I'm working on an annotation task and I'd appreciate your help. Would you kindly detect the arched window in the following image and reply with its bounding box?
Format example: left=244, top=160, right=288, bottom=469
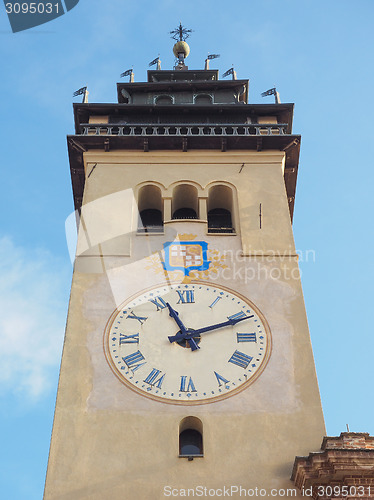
left=207, top=185, right=234, bottom=233
left=137, top=185, right=163, bottom=233
left=172, top=184, right=198, bottom=220
left=179, top=417, right=203, bottom=459
left=194, top=94, right=213, bottom=105
left=155, top=95, right=173, bottom=105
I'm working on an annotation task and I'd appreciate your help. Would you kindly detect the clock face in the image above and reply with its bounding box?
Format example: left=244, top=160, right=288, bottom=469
left=104, top=282, right=271, bottom=405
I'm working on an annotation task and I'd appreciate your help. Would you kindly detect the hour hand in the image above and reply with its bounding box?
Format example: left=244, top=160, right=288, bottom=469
left=166, top=303, right=188, bottom=334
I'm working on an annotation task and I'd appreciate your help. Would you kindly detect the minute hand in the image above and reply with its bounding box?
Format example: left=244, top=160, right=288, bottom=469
left=191, top=315, right=253, bottom=336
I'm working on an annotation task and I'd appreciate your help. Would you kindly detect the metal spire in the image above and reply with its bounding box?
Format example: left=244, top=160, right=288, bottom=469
left=169, top=22, right=193, bottom=41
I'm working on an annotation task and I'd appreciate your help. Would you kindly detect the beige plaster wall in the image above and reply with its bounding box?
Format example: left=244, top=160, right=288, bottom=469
left=44, top=150, right=324, bottom=500
left=78, top=150, right=293, bottom=257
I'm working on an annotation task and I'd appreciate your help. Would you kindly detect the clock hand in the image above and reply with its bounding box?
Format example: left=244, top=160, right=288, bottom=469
left=166, top=303, right=200, bottom=351
left=191, top=315, right=251, bottom=335
left=167, top=331, right=200, bottom=351
left=168, top=316, right=252, bottom=350
left=166, top=302, right=188, bottom=333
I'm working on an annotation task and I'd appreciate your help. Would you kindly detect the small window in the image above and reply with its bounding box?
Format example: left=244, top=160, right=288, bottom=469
left=172, top=184, right=199, bottom=220
left=155, top=95, right=173, bottom=105
left=180, top=430, right=203, bottom=457
left=194, top=94, right=213, bottom=105
left=179, top=417, right=203, bottom=460
left=138, top=209, right=163, bottom=233
left=208, top=208, right=233, bottom=233
left=207, top=185, right=234, bottom=233
left=137, top=185, right=163, bottom=233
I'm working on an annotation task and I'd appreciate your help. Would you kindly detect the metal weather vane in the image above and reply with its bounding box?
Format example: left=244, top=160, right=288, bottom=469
left=149, top=56, right=161, bottom=69
left=120, top=69, right=133, bottom=77
left=205, top=54, right=220, bottom=70
left=223, top=67, right=235, bottom=77
left=73, top=86, right=86, bottom=97
left=222, top=67, right=237, bottom=80
left=261, top=87, right=281, bottom=104
left=169, top=22, right=193, bottom=41
left=261, top=87, right=277, bottom=97
left=120, top=68, right=134, bottom=83
left=73, top=86, right=88, bottom=103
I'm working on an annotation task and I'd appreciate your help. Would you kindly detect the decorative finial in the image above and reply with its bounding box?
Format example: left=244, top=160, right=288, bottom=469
left=261, top=87, right=281, bottom=104
left=169, top=22, right=193, bottom=42
left=170, top=23, right=192, bottom=69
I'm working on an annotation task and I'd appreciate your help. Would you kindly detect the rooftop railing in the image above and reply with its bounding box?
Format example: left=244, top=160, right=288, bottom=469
left=79, top=123, right=288, bottom=137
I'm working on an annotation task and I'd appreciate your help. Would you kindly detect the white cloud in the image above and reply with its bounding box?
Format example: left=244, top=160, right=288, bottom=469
left=0, top=237, right=70, bottom=399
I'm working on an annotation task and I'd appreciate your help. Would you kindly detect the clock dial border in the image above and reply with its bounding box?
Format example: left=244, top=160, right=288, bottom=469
left=103, top=281, right=272, bottom=405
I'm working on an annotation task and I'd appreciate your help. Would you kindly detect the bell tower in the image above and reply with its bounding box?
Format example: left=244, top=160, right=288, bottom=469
left=44, top=26, right=325, bottom=499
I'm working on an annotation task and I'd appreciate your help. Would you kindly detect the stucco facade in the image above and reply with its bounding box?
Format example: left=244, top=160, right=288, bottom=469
left=44, top=149, right=325, bottom=499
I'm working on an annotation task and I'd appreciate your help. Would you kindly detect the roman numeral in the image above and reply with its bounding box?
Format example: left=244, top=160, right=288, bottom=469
left=119, top=333, right=139, bottom=344
left=180, top=376, right=197, bottom=392
left=122, top=350, right=146, bottom=372
left=227, top=311, right=247, bottom=321
left=209, top=297, right=222, bottom=309
left=149, top=296, right=167, bottom=311
left=143, top=368, right=165, bottom=389
left=126, top=311, right=148, bottom=324
left=176, top=290, right=195, bottom=304
left=228, top=350, right=253, bottom=369
left=214, top=371, right=229, bottom=387
left=236, top=333, right=257, bottom=343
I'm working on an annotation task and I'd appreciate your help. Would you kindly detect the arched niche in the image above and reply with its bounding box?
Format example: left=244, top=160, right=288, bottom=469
left=137, top=184, right=163, bottom=232
left=179, top=416, right=203, bottom=459
left=207, top=184, right=234, bottom=233
left=172, top=184, right=198, bottom=220
left=155, top=95, right=173, bottom=105
left=194, top=94, right=213, bottom=105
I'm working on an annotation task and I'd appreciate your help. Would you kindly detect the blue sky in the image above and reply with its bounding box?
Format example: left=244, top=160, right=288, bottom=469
left=1, top=1, right=374, bottom=498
